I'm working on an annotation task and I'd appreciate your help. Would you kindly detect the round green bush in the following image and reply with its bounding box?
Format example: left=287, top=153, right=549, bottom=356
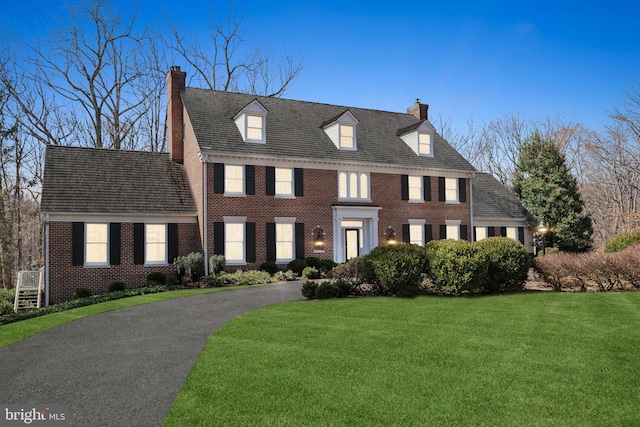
left=425, top=240, right=488, bottom=295
left=287, top=259, right=307, bottom=276
left=72, top=287, right=92, bottom=300
left=315, top=281, right=339, bottom=299
left=304, top=257, right=322, bottom=269
left=302, top=266, right=321, bottom=279
left=367, top=244, right=428, bottom=297
left=208, top=254, right=226, bottom=276
left=0, top=300, right=14, bottom=315
left=259, top=261, right=280, bottom=275
left=604, top=231, right=640, bottom=253
left=319, top=259, right=337, bottom=275
left=108, top=281, right=127, bottom=292
left=301, top=281, right=319, bottom=299
left=146, top=272, right=167, bottom=286
left=474, top=237, right=530, bottom=292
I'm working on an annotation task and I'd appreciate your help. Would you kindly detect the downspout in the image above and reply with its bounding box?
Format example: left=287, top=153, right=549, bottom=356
left=202, top=158, right=209, bottom=276
left=44, top=214, right=50, bottom=306
left=469, top=172, right=475, bottom=242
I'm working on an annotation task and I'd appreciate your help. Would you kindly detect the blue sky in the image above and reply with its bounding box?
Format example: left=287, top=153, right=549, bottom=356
left=4, top=0, right=640, bottom=132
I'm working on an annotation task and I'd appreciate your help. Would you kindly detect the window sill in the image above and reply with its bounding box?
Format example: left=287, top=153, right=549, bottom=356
left=445, top=201, right=460, bottom=205
left=83, top=264, right=110, bottom=268
left=144, top=262, right=169, bottom=267
left=409, top=200, right=424, bottom=204
left=275, top=195, right=295, bottom=199
left=224, top=193, right=247, bottom=197
left=226, top=261, right=247, bottom=266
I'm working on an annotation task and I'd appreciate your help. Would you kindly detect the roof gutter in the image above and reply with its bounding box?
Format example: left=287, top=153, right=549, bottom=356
left=470, top=171, right=475, bottom=242
left=202, top=157, right=209, bottom=276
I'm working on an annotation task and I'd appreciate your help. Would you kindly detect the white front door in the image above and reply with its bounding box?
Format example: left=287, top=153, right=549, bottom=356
left=345, top=229, right=360, bottom=260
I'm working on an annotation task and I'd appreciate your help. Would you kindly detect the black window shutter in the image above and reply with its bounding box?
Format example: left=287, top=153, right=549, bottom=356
left=459, top=178, right=467, bottom=202
left=214, top=222, right=224, bottom=255
left=402, top=224, right=410, bottom=243
left=133, top=223, right=145, bottom=265
left=168, top=223, right=179, bottom=263
left=245, top=165, right=255, bottom=195
left=440, top=224, right=447, bottom=240
left=500, top=227, right=507, bottom=237
left=266, top=166, right=275, bottom=195
left=425, top=224, right=433, bottom=243
left=424, top=176, right=432, bottom=201
left=213, top=163, right=225, bottom=194
left=109, top=223, right=121, bottom=265
left=473, top=227, right=477, bottom=242
left=295, top=223, right=305, bottom=260
left=246, top=222, right=256, bottom=262
left=72, top=222, right=84, bottom=266
left=438, top=177, right=446, bottom=201
left=460, top=225, right=468, bottom=241
left=294, top=168, right=304, bottom=197
left=518, top=227, right=525, bottom=244
left=488, top=227, right=496, bottom=237
left=401, top=175, right=409, bottom=200
left=266, top=223, right=276, bottom=262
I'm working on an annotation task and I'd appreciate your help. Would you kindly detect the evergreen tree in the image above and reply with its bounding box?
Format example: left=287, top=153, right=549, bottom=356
left=513, top=133, right=593, bottom=252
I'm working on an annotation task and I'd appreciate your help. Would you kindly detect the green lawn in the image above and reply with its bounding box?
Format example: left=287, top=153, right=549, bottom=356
left=164, top=292, right=640, bottom=427
left=0, top=287, right=241, bottom=348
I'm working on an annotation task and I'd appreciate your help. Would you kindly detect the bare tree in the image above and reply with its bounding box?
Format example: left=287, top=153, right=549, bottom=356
left=0, top=0, right=167, bottom=150
left=168, top=9, right=303, bottom=97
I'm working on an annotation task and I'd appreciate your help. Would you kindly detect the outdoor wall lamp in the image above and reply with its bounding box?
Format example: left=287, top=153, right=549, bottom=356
left=313, top=226, right=325, bottom=247
left=536, top=221, right=548, bottom=255
left=385, top=226, right=397, bottom=245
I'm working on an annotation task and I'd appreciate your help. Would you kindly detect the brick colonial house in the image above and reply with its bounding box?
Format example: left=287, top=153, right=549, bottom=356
left=40, top=66, right=532, bottom=304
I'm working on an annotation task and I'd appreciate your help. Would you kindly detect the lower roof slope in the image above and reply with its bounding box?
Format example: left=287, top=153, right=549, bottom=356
left=473, top=172, right=531, bottom=221
left=41, top=145, right=196, bottom=215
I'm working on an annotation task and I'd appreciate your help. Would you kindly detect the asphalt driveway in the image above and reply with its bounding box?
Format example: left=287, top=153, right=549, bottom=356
left=0, top=282, right=304, bottom=426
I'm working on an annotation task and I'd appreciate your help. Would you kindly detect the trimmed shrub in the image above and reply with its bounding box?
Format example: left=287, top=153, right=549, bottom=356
left=72, top=288, right=92, bottom=300
left=301, top=281, right=319, bottom=299
left=274, top=270, right=297, bottom=281
left=315, top=281, right=339, bottom=299
left=202, top=274, right=229, bottom=288
left=604, top=231, right=640, bottom=253
left=259, top=261, right=280, bottom=275
left=302, top=266, right=321, bottom=279
left=330, top=257, right=364, bottom=284
left=209, top=255, right=226, bottom=276
left=0, top=300, right=13, bottom=315
left=174, top=252, right=204, bottom=282
left=108, top=281, right=127, bottom=292
left=287, top=259, right=307, bottom=276
left=304, top=257, right=322, bottom=269
left=222, top=270, right=272, bottom=287
left=367, top=244, right=428, bottom=297
left=146, top=272, right=167, bottom=286
left=319, top=259, right=337, bottom=275
left=425, top=240, right=488, bottom=295
left=475, top=237, right=530, bottom=292
left=334, top=279, right=353, bottom=298
left=0, top=288, right=16, bottom=305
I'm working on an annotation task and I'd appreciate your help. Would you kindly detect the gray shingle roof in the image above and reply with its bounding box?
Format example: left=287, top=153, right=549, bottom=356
left=41, top=146, right=196, bottom=215
left=473, top=173, right=531, bottom=220
left=182, top=88, right=476, bottom=172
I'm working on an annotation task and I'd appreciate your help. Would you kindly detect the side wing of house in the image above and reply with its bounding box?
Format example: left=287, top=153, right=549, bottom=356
left=40, top=146, right=200, bottom=304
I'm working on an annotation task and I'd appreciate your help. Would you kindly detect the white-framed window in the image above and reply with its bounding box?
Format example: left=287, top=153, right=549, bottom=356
left=475, top=227, right=488, bottom=241
left=418, top=132, right=432, bottom=156
left=445, top=178, right=458, bottom=203
left=446, top=220, right=460, bottom=241
left=246, top=114, right=265, bottom=142
left=339, top=124, right=355, bottom=149
left=339, top=171, right=369, bottom=200
left=409, top=224, right=424, bottom=246
left=408, top=176, right=423, bottom=202
left=85, top=223, right=108, bottom=265
left=275, top=167, right=294, bottom=197
left=276, top=222, right=295, bottom=262
left=225, top=222, right=245, bottom=264
left=506, top=227, right=518, bottom=241
left=145, top=223, right=167, bottom=264
left=225, top=164, right=245, bottom=195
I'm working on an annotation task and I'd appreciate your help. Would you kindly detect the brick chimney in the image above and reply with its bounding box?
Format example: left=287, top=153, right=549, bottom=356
left=167, top=66, right=186, bottom=163
left=407, top=99, right=429, bottom=121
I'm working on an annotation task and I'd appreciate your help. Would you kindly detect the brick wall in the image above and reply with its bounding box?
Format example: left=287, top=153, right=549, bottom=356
left=205, top=163, right=472, bottom=269
left=47, top=222, right=200, bottom=304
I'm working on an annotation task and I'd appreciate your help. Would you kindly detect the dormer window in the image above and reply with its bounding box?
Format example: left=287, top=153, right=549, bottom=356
left=322, top=110, right=359, bottom=151
left=340, top=124, right=355, bottom=149
left=397, top=121, right=435, bottom=157
left=418, top=132, right=432, bottom=156
left=234, top=100, right=267, bottom=143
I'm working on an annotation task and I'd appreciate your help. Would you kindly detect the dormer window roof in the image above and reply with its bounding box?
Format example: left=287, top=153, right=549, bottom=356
left=234, top=99, right=267, bottom=143
left=397, top=120, right=435, bottom=157
left=322, top=110, right=359, bottom=151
